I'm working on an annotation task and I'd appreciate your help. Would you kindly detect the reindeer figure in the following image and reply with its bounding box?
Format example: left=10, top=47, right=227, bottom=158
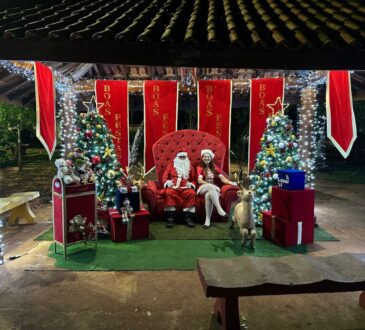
left=232, top=184, right=256, bottom=249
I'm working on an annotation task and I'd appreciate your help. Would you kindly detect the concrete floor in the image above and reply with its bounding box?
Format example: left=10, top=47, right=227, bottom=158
left=0, top=180, right=365, bottom=330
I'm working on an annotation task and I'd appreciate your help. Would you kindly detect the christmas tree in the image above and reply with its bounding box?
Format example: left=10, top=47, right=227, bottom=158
left=75, top=108, right=122, bottom=206
left=249, top=112, right=302, bottom=224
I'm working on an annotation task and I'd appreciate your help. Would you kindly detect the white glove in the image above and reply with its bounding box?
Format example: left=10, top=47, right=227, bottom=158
left=186, top=182, right=194, bottom=189
left=164, top=180, right=173, bottom=188
left=230, top=181, right=238, bottom=186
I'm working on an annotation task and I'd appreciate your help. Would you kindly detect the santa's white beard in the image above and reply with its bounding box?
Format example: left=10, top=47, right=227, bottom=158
left=173, top=157, right=191, bottom=179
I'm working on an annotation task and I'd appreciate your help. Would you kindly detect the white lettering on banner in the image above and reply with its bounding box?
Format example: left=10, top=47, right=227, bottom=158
left=297, top=221, right=303, bottom=245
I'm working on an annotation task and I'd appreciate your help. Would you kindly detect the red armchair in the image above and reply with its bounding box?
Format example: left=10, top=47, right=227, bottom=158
left=141, top=130, right=239, bottom=223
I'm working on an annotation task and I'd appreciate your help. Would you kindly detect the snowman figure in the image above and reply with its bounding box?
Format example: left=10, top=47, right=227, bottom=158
left=120, top=198, right=134, bottom=222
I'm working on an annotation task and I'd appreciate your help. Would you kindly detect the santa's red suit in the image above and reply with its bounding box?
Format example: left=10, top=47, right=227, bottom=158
left=161, top=162, right=196, bottom=210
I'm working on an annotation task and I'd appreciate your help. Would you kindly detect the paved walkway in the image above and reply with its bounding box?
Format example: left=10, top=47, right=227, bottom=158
left=0, top=177, right=364, bottom=329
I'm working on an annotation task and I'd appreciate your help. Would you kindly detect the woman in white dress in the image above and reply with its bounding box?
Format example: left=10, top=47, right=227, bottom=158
left=196, top=149, right=237, bottom=229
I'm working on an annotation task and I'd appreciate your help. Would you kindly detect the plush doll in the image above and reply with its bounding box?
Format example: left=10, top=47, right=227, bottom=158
left=232, top=188, right=256, bottom=249
left=55, top=158, right=80, bottom=185
left=74, top=157, right=93, bottom=184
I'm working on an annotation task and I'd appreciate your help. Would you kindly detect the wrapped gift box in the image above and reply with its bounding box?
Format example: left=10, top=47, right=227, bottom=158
left=271, top=186, right=315, bottom=222
left=116, top=188, right=140, bottom=213
left=277, top=169, right=305, bottom=190
left=263, top=210, right=314, bottom=247
left=109, top=208, right=149, bottom=243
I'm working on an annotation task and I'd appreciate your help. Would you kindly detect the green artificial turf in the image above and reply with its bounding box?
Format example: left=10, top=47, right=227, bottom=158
left=35, top=222, right=338, bottom=242
left=49, top=239, right=307, bottom=271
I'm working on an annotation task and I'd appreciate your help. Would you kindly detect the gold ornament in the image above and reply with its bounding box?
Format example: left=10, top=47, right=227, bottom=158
left=107, top=169, right=116, bottom=179
left=269, top=186, right=272, bottom=196
left=96, top=124, right=102, bottom=129
left=265, top=143, right=276, bottom=157
left=259, top=160, right=267, bottom=167
left=286, top=156, right=293, bottom=163
left=89, top=173, right=96, bottom=183
left=103, top=145, right=112, bottom=158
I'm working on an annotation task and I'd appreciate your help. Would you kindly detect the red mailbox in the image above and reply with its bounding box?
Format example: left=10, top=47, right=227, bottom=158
left=52, top=177, right=97, bottom=257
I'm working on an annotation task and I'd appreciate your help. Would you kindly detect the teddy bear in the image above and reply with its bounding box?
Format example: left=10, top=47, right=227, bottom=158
left=55, top=158, right=80, bottom=185
left=231, top=187, right=256, bottom=249
left=74, top=157, right=93, bottom=184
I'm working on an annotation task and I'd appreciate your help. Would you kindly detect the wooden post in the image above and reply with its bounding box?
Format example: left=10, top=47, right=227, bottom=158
left=214, top=296, right=241, bottom=330
left=359, top=292, right=365, bottom=309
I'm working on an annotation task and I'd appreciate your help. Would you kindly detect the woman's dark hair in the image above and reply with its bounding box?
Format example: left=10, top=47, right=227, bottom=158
left=200, top=157, right=216, bottom=175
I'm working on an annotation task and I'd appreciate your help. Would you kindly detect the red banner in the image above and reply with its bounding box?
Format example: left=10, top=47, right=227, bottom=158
left=248, top=78, right=284, bottom=173
left=198, top=80, right=232, bottom=173
left=326, top=71, right=357, bottom=158
left=34, top=62, right=56, bottom=160
left=95, top=80, right=129, bottom=170
left=144, top=81, right=178, bottom=175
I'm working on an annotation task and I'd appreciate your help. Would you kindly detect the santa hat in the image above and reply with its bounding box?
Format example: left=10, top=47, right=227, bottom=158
left=201, top=149, right=214, bottom=159
left=176, top=149, right=188, bottom=157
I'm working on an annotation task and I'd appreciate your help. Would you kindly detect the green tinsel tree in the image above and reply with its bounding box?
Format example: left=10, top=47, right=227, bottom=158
left=249, top=113, right=302, bottom=224
left=75, top=110, right=122, bottom=206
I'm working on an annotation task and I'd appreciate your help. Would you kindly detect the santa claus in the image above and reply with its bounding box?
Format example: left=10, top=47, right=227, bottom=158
left=161, top=150, right=196, bottom=228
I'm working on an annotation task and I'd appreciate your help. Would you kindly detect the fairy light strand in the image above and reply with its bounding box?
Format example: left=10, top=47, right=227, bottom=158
left=0, top=60, right=78, bottom=158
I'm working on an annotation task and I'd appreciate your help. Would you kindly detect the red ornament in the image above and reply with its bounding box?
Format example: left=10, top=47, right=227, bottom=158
left=286, top=124, right=293, bottom=131
left=84, top=130, right=93, bottom=139
left=264, top=172, right=271, bottom=178
left=91, top=155, right=101, bottom=165
left=288, top=142, right=294, bottom=149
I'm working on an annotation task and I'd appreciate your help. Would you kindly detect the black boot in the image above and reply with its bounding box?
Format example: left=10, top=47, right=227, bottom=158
left=184, top=212, right=195, bottom=228
left=165, top=211, right=175, bottom=228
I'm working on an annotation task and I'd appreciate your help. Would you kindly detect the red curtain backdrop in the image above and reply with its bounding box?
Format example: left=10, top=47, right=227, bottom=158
left=144, top=81, right=178, bottom=175
left=248, top=77, right=284, bottom=173
left=326, top=71, right=357, bottom=158
left=34, top=62, right=56, bottom=160
left=198, top=80, right=232, bottom=173
left=95, top=80, right=129, bottom=170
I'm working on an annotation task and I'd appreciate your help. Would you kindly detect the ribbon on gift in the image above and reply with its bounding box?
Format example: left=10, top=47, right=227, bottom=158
left=119, top=185, right=138, bottom=193
left=297, top=221, right=303, bottom=245
left=126, top=217, right=133, bottom=241
left=109, top=209, right=120, bottom=217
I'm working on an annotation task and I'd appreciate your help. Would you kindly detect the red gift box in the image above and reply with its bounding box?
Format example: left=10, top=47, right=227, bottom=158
left=263, top=211, right=314, bottom=247
left=271, top=187, right=315, bottom=222
left=108, top=208, right=150, bottom=243
left=97, top=208, right=110, bottom=221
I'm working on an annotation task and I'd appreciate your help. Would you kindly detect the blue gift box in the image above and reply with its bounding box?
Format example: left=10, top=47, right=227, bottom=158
left=277, top=169, right=306, bottom=190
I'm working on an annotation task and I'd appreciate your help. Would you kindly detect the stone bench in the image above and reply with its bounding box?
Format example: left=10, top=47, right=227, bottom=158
left=197, top=253, right=365, bottom=330
left=0, top=191, right=40, bottom=225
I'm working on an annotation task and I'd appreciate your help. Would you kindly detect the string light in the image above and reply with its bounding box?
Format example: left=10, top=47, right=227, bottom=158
left=0, top=60, right=78, bottom=158
left=297, top=71, right=327, bottom=188
left=130, top=121, right=144, bottom=165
